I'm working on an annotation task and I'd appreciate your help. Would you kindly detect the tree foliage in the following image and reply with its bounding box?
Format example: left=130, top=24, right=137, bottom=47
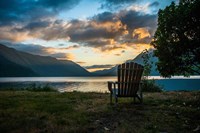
left=151, top=0, right=200, bottom=77
left=141, top=49, right=163, bottom=92
left=142, top=49, right=152, bottom=77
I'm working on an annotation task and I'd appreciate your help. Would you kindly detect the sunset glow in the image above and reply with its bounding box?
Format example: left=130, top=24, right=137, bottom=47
left=0, top=0, right=177, bottom=71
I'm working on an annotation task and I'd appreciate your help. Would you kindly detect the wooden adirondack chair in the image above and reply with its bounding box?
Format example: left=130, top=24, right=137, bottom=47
left=108, top=62, right=144, bottom=104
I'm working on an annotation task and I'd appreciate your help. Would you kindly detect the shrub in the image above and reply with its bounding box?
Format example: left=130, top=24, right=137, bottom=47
left=141, top=80, right=163, bottom=92
left=26, top=83, right=57, bottom=92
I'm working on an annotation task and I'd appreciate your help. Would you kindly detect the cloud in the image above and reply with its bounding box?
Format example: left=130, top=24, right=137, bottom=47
left=114, top=50, right=126, bottom=56
left=76, top=61, right=86, bottom=65
left=92, top=12, right=116, bottom=22
left=119, top=10, right=157, bottom=34
left=38, top=0, right=81, bottom=11
left=132, top=27, right=151, bottom=40
left=0, top=0, right=81, bottom=42
left=101, top=0, right=175, bottom=11
left=1, top=41, right=48, bottom=55
left=149, top=1, right=159, bottom=7
left=102, top=0, right=137, bottom=5
left=67, top=19, right=127, bottom=42
left=121, top=50, right=125, bottom=53
left=100, top=0, right=138, bottom=10
left=0, top=3, right=157, bottom=53
left=22, top=21, right=51, bottom=31
left=0, top=41, right=75, bottom=60
left=33, top=16, right=127, bottom=52
left=115, top=53, right=121, bottom=56
left=62, top=9, right=156, bottom=52
left=0, top=9, right=156, bottom=51
left=50, top=53, right=74, bottom=60
left=62, top=45, right=80, bottom=50
left=0, top=0, right=80, bottom=27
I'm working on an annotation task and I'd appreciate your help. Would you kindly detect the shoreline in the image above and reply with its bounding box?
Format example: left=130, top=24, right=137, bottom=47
left=0, top=78, right=200, bottom=92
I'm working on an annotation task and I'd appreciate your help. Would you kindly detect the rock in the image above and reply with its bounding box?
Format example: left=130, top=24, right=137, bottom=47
left=96, top=120, right=100, bottom=122
left=104, top=127, right=110, bottom=131
left=193, top=125, right=200, bottom=132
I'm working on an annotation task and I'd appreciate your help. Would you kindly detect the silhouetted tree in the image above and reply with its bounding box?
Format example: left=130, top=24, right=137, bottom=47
left=151, top=0, right=200, bottom=77
left=141, top=49, right=163, bottom=92
left=142, top=49, right=152, bottom=78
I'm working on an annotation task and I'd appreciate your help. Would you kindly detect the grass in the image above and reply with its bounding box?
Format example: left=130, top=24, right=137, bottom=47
left=0, top=83, right=57, bottom=92
left=0, top=90, right=199, bottom=133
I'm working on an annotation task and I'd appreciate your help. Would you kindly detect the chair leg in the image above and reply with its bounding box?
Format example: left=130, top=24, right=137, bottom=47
left=133, top=97, right=136, bottom=103
left=115, top=96, right=118, bottom=105
left=139, top=84, right=143, bottom=103
left=136, top=94, right=142, bottom=103
left=140, top=92, right=143, bottom=103
left=110, top=92, right=112, bottom=104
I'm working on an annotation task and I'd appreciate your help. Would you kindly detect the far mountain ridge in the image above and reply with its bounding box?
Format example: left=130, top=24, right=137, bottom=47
left=0, top=44, right=91, bottom=77
left=92, top=50, right=160, bottom=76
left=0, top=44, right=159, bottom=77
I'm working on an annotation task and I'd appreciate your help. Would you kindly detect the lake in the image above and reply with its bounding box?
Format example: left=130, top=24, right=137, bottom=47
left=0, top=76, right=200, bottom=92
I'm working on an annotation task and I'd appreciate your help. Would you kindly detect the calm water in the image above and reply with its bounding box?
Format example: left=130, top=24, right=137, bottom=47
left=0, top=76, right=200, bottom=92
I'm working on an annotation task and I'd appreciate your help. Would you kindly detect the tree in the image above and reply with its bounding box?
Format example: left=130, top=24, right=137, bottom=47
left=141, top=49, right=152, bottom=78
left=141, top=49, right=163, bottom=92
left=151, top=0, right=200, bottom=77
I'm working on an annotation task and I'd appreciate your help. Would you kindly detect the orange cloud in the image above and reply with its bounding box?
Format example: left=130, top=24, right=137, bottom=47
left=132, top=27, right=151, bottom=40
left=42, top=47, right=75, bottom=60
left=0, top=26, right=32, bottom=42
left=55, top=53, right=75, bottom=60
left=0, top=9, right=156, bottom=54
left=76, top=61, right=86, bottom=65
left=90, top=20, right=128, bottom=33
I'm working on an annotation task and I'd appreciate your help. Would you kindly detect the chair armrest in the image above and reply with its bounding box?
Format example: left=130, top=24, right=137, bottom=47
left=107, top=81, right=117, bottom=84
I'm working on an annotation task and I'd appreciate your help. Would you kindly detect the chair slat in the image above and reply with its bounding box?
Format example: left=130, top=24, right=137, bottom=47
left=116, top=62, right=143, bottom=97
left=133, top=63, right=138, bottom=95
left=121, top=63, right=125, bottom=96
left=118, top=65, right=121, bottom=95
left=124, top=63, right=130, bottom=96
left=130, top=63, right=136, bottom=95
left=127, top=62, right=134, bottom=95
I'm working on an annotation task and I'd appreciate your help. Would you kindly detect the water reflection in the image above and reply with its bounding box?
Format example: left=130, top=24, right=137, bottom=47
left=0, top=82, right=109, bottom=93
left=0, top=76, right=200, bottom=92
left=59, top=82, right=108, bottom=93
left=0, top=77, right=117, bottom=82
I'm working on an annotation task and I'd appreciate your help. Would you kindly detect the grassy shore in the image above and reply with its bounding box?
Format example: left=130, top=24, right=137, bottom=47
left=0, top=90, right=199, bottom=133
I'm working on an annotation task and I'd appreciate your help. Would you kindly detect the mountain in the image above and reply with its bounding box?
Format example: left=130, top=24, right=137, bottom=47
left=0, top=44, right=91, bottom=77
left=129, top=49, right=159, bottom=76
left=0, top=55, right=38, bottom=77
left=92, top=50, right=160, bottom=76
left=92, top=66, right=117, bottom=76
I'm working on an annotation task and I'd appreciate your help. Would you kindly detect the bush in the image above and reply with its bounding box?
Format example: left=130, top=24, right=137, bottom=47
left=141, top=49, right=162, bottom=92
left=26, top=83, right=57, bottom=92
left=141, top=80, right=163, bottom=92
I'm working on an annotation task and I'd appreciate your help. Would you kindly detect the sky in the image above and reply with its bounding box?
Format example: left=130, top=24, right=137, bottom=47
left=0, top=0, right=177, bottom=71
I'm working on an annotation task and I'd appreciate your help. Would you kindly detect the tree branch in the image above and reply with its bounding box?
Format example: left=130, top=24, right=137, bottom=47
left=189, top=67, right=200, bottom=75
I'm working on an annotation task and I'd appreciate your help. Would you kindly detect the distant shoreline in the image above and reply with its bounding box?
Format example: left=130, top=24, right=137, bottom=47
left=0, top=76, right=200, bottom=82
left=0, top=77, right=200, bottom=92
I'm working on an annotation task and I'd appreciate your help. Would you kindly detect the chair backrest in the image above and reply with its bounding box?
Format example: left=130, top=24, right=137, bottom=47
left=117, top=62, right=144, bottom=97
